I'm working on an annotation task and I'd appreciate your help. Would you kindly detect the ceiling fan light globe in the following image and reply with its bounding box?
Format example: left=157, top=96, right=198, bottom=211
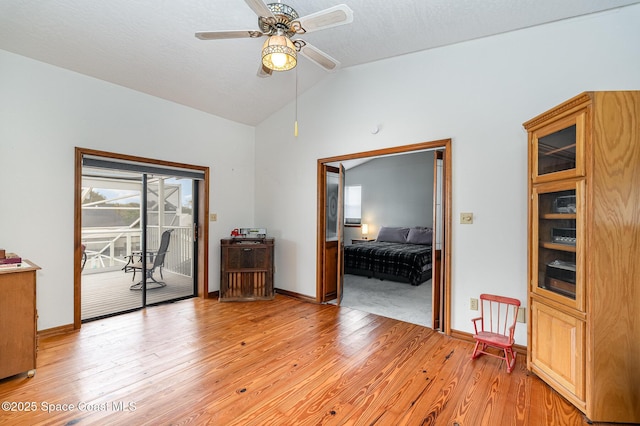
left=262, top=35, right=297, bottom=71
left=271, top=52, right=287, bottom=68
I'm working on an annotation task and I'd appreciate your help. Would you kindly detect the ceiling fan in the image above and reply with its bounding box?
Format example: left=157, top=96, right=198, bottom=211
left=195, top=0, right=354, bottom=77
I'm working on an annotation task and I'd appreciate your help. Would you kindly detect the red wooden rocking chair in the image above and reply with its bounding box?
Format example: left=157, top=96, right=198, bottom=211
left=471, top=293, right=521, bottom=373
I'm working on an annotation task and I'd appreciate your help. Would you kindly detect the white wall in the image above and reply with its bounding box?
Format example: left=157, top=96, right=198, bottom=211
left=254, top=5, right=640, bottom=345
left=0, top=50, right=255, bottom=330
left=344, top=151, right=434, bottom=243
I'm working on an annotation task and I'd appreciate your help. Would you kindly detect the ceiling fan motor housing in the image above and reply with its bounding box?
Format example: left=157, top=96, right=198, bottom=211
left=259, top=3, right=299, bottom=37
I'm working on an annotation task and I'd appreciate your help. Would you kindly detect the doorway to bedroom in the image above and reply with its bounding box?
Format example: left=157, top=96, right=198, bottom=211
left=316, top=139, right=451, bottom=333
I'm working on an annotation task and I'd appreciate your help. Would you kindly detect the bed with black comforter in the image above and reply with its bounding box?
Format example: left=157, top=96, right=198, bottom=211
left=344, top=226, right=433, bottom=286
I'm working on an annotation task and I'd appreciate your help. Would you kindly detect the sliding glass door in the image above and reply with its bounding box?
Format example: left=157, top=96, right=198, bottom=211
left=80, top=157, right=201, bottom=321
left=141, top=174, right=196, bottom=306
left=81, top=167, right=141, bottom=318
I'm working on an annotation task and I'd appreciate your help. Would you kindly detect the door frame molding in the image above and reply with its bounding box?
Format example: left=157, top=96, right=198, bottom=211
left=316, top=139, right=452, bottom=334
left=74, top=147, right=210, bottom=329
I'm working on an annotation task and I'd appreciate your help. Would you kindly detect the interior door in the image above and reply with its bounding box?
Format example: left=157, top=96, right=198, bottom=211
left=432, top=150, right=445, bottom=331
left=320, top=165, right=340, bottom=301
left=336, top=164, right=345, bottom=305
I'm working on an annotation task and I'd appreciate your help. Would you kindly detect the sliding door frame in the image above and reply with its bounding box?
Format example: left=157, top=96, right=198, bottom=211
left=74, top=147, right=210, bottom=329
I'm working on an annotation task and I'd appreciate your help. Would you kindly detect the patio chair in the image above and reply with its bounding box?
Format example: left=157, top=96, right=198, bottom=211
left=128, top=229, right=173, bottom=290
left=471, top=293, right=521, bottom=373
left=81, top=244, right=87, bottom=271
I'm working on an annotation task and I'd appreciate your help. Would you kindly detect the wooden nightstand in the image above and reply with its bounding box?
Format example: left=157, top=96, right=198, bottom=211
left=351, top=239, right=370, bottom=244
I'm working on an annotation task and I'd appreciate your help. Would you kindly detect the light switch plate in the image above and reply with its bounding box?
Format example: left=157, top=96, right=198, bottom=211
left=460, top=212, right=473, bottom=224
left=209, top=213, right=217, bottom=222
left=470, top=298, right=478, bottom=310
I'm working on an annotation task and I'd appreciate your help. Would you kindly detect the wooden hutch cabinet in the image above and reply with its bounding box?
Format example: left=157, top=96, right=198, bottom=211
left=220, top=238, right=274, bottom=301
left=0, top=260, right=41, bottom=380
left=523, top=91, right=640, bottom=423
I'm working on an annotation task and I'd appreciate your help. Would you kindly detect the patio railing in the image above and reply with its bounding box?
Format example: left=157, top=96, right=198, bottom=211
left=81, top=225, right=193, bottom=277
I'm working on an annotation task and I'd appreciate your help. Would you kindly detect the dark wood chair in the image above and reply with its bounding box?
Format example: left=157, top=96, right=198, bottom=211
left=471, top=293, right=521, bottom=373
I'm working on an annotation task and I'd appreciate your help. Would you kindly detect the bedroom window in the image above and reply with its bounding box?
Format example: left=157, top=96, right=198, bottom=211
left=344, top=185, right=362, bottom=225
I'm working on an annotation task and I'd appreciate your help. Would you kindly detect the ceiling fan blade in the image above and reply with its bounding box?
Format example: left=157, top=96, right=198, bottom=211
left=257, top=63, right=273, bottom=78
left=244, top=0, right=275, bottom=19
left=294, top=4, right=354, bottom=34
left=195, top=30, right=264, bottom=40
left=297, top=42, right=340, bottom=71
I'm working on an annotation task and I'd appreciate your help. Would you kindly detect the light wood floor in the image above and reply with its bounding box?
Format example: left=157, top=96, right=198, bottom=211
left=0, top=295, right=603, bottom=425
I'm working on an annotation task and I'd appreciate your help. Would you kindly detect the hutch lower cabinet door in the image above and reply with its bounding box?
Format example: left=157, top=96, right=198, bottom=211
left=530, top=300, right=585, bottom=406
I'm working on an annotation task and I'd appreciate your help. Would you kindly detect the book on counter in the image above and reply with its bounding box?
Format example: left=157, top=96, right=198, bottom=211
left=0, top=253, right=23, bottom=268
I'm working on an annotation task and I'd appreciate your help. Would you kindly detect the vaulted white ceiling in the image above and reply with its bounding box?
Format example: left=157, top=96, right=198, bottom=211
left=2, top=0, right=638, bottom=126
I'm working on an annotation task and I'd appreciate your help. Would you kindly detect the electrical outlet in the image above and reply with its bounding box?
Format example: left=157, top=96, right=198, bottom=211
left=209, top=213, right=217, bottom=222
left=517, top=307, right=526, bottom=323
left=460, top=212, right=473, bottom=224
left=470, top=298, right=478, bottom=310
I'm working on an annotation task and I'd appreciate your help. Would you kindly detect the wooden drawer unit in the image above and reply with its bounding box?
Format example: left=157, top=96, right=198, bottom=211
left=0, top=260, right=41, bottom=380
left=220, top=238, right=274, bottom=301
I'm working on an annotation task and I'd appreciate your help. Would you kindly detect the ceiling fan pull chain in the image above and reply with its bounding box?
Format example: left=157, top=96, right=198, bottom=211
left=294, top=65, right=299, bottom=137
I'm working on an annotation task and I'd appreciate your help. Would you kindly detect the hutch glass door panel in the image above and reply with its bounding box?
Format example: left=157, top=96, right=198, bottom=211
left=532, top=111, right=586, bottom=183
left=532, top=180, right=584, bottom=311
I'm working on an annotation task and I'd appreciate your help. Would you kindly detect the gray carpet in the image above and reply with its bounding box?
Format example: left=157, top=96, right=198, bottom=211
left=338, top=274, right=432, bottom=328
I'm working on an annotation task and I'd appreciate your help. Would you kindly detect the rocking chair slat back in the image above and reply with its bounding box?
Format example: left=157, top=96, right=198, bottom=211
left=471, top=293, right=521, bottom=373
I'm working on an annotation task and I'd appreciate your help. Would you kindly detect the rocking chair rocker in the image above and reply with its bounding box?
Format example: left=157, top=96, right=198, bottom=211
left=471, top=293, right=521, bottom=373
